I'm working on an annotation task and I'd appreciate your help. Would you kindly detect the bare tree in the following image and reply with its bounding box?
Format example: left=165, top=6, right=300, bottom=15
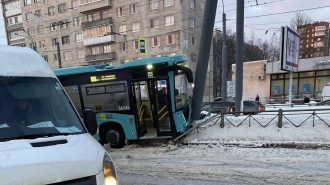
left=290, top=11, right=312, bottom=31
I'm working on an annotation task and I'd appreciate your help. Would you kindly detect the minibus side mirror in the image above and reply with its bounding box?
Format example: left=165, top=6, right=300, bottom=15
left=83, top=109, right=97, bottom=135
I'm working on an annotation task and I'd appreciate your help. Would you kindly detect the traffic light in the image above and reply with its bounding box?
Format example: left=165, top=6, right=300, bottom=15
left=124, top=35, right=127, bottom=42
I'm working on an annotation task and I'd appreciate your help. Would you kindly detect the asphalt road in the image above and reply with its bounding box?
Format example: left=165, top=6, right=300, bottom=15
left=107, top=144, right=330, bottom=185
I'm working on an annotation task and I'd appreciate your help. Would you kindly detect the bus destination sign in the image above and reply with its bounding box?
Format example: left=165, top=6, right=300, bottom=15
left=90, top=75, right=116, bottom=82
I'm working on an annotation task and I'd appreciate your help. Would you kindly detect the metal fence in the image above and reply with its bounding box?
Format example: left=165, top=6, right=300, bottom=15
left=216, top=108, right=330, bottom=128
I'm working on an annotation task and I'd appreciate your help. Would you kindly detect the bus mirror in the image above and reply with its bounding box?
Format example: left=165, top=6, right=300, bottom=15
left=175, top=65, right=194, bottom=83
left=83, top=109, right=97, bottom=135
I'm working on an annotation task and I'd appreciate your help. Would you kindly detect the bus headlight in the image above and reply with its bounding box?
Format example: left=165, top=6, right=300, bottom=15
left=103, top=152, right=117, bottom=185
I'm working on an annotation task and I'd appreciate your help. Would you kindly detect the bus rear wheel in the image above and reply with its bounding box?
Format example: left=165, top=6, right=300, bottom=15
left=101, top=125, right=125, bottom=149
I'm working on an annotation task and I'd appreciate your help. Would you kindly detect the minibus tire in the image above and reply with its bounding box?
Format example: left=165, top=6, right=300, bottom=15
left=101, top=125, right=125, bottom=149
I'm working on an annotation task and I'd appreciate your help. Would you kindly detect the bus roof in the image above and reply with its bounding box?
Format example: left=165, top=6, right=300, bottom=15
left=0, top=45, right=56, bottom=78
left=54, top=55, right=187, bottom=76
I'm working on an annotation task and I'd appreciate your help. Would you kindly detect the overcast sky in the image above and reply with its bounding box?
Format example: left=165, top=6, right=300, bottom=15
left=215, top=0, right=330, bottom=42
left=0, top=0, right=330, bottom=45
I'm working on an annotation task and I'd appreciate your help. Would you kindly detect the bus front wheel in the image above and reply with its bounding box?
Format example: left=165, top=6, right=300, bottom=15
left=101, top=125, right=125, bottom=148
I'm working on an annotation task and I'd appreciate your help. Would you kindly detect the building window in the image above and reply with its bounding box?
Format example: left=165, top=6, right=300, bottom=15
left=34, top=0, right=41, bottom=3
left=306, top=44, right=308, bottom=48
left=104, top=45, right=112, bottom=53
left=164, top=0, right=173, bottom=7
left=62, top=36, right=70, bottom=44
left=35, top=10, right=42, bottom=17
left=27, top=27, right=34, bottom=35
left=119, top=25, right=127, bottom=34
left=149, top=0, right=158, bottom=10
left=7, top=15, right=22, bottom=25
left=190, top=18, right=196, bottom=27
left=73, top=17, right=81, bottom=26
left=48, top=6, right=55, bottom=16
left=191, top=54, right=196, bottom=63
left=71, top=0, right=79, bottom=9
left=315, top=25, right=326, bottom=31
left=39, top=40, right=45, bottom=48
left=130, top=4, right=139, bottom=14
left=52, top=38, right=58, bottom=45
left=150, top=18, right=159, bottom=29
left=191, top=36, right=195, bottom=45
left=190, top=0, right=196, bottom=9
left=166, top=34, right=175, bottom=44
left=92, top=47, right=100, bottom=55
left=133, top=41, right=138, bottom=50
left=75, top=33, right=83, bottom=42
left=54, top=53, right=58, bottom=62
left=315, top=32, right=325, bottom=36
left=63, top=51, right=72, bottom=60
left=87, top=13, right=96, bottom=22
left=42, top=55, right=48, bottom=62
left=29, top=42, right=36, bottom=49
left=60, top=20, right=68, bottom=29
left=307, top=40, right=309, bottom=43
left=50, top=22, right=57, bottom=31
left=77, top=49, right=85, bottom=58
left=131, top=23, right=140, bottom=32
left=165, top=15, right=174, bottom=26
left=117, top=7, right=124, bottom=17
left=151, top=37, right=160, bottom=47
left=58, top=3, right=66, bottom=13
left=25, top=12, right=33, bottom=21
left=120, top=42, right=128, bottom=51
left=100, top=11, right=108, bottom=19
left=24, top=0, right=31, bottom=6
left=37, top=25, right=44, bottom=34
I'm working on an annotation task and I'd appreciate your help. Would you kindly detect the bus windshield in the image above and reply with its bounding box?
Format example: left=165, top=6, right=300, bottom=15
left=0, top=77, right=85, bottom=142
left=175, top=73, right=193, bottom=110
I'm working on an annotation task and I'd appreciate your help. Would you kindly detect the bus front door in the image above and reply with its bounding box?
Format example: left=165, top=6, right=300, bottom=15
left=148, top=79, right=175, bottom=137
left=132, top=81, right=147, bottom=137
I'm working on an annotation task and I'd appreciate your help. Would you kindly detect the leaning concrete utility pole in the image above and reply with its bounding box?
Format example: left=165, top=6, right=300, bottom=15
left=221, top=6, right=227, bottom=101
left=192, top=0, right=218, bottom=120
left=235, top=0, right=244, bottom=116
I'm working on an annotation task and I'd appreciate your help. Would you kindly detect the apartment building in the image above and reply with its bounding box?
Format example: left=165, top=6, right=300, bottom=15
left=297, top=21, right=330, bottom=59
left=2, top=0, right=213, bottom=100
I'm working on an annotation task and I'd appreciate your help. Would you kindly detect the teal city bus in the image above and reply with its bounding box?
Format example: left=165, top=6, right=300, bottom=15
left=54, top=55, right=194, bottom=148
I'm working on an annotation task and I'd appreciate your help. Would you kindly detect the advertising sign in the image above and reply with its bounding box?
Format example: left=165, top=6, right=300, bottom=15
left=279, top=26, right=300, bottom=72
left=303, top=84, right=310, bottom=92
left=274, top=86, right=281, bottom=95
left=227, top=81, right=235, bottom=97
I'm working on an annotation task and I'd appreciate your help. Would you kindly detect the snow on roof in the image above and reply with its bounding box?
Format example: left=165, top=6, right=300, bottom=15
left=0, top=46, right=55, bottom=78
left=186, top=105, right=330, bottom=145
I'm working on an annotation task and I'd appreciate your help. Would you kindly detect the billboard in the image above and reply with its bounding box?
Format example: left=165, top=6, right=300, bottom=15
left=279, top=26, right=300, bottom=72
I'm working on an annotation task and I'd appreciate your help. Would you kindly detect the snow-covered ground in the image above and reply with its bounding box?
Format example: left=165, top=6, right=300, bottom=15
left=184, top=104, right=330, bottom=145
left=107, top=104, right=330, bottom=184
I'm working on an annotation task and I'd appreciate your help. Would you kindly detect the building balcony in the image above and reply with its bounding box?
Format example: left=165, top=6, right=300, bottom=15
left=85, top=52, right=116, bottom=62
left=79, top=0, right=112, bottom=14
left=7, top=23, right=23, bottom=32
left=5, top=8, right=21, bottom=17
left=9, top=38, right=25, bottom=45
left=82, top=17, right=113, bottom=29
left=83, top=35, right=115, bottom=46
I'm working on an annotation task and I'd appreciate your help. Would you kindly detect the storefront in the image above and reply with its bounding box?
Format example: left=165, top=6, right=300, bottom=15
left=266, top=56, right=330, bottom=99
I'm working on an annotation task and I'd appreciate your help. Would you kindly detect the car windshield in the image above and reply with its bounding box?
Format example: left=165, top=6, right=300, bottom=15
left=0, top=77, right=85, bottom=141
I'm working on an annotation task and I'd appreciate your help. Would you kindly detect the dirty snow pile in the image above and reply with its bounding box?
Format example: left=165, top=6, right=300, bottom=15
left=185, top=105, right=330, bottom=145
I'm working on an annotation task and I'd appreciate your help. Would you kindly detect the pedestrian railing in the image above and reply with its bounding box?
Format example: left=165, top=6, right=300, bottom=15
left=217, top=108, right=330, bottom=128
